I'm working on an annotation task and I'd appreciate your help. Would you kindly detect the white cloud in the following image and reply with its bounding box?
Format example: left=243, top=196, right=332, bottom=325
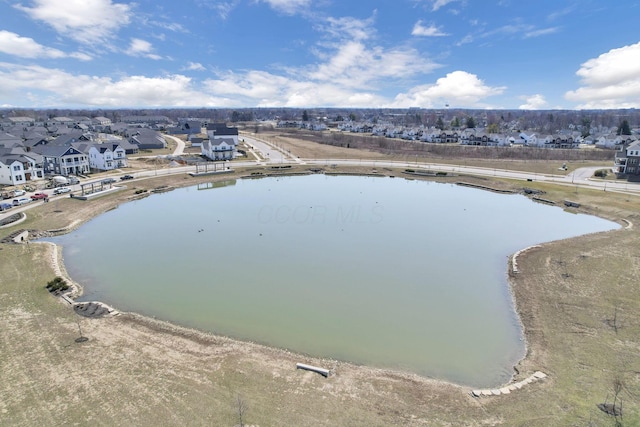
left=565, top=42, right=640, bottom=109
left=456, top=34, right=473, bottom=46
left=125, top=38, right=162, bottom=60
left=412, top=21, right=448, bottom=37
left=183, top=62, right=206, bottom=71
left=0, top=63, right=226, bottom=107
left=14, top=0, right=132, bottom=45
left=319, top=15, right=376, bottom=42
left=258, top=0, right=311, bottom=15
left=524, top=27, right=558, bottom=38
left=203, top=70, right=387, bottom=107
left=389, top=71, right=505, bottom=108
left=431, top=0, right=460, bottom=11
left=306, top=41, right=438, bottom=90
left=0, top=30, right=91, bottom=60
left=519, top=94, right=547, bottom=110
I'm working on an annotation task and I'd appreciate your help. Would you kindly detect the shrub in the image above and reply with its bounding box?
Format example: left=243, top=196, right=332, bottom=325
left=46, top=277, right=69, bottom=292
left=594, top=169, right=608, bottom=178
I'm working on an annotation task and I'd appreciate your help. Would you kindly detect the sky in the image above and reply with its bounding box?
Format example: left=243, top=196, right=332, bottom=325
left=0, top=0, right=639, bottom=110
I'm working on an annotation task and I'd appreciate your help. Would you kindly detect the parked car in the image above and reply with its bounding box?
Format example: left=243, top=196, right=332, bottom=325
left=12, top=197, right=31, bottom=206
left=30, top=192, right=49, bottom=200
left=0, top=202, right=12, bottom=211
left=53, top=187, right=71, bottom=195
left=120, top=174, right=134, bottom=180
left=101, top=178, right=116, bottom=184
left=13, top=189, right=26, bottom=196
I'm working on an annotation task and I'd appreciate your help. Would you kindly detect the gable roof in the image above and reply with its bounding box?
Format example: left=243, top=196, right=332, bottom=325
left=32, top=144, right=84, bottom=157
left=206, top=123, right=239, bottom=136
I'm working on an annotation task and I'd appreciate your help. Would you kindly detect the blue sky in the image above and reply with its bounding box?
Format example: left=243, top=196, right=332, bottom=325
left=1, top=0, right=639, bottom=110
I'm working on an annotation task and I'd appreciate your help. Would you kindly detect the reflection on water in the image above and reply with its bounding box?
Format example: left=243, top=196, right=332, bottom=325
left=46, top=175, right=618, bottom=387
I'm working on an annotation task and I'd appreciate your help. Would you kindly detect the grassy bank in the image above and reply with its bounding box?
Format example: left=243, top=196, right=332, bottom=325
left=0, top=163, right=639, bottom=425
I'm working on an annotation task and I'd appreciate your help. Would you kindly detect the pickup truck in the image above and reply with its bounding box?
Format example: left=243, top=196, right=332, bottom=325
left=30, top=192, right=49, bottom=200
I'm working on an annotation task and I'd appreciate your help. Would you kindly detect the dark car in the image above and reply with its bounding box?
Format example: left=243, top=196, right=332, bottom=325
left=0, top=202, right=12, bottom=211
left=120, top=174, right=134, bottom=180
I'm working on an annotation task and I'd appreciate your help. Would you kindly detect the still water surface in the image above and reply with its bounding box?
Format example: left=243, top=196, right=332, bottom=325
left=48, top=175, right=619, bottom=387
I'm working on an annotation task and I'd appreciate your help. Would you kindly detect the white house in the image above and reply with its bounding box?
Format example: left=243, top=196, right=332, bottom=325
left=201, top=138, right=236, bottom=160
left=86, top=143, right=128, bottom=171
left=202, top=123, right=238, bottom=161
left=0, top=150, right=45, bottom=186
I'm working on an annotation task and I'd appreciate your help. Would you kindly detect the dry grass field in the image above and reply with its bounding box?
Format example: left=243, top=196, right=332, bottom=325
left=1, top=141, right=639, bottom=426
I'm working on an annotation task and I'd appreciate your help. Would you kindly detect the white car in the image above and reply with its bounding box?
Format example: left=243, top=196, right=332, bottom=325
left=53, top=187, right=71, bottom=195
left=12, top=197, right=31, bottom=206
left=13, top=189, right=26, bottom=196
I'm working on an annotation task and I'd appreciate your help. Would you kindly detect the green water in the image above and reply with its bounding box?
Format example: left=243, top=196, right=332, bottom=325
left=48, top=175, right=618, bottom=387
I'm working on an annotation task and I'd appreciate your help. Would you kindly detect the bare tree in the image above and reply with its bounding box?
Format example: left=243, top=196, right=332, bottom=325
left=236, top=395, right=248, bottom=427
left=598, top=377, right=624, bottom=423
left=605, top=305, right=622, bottom=334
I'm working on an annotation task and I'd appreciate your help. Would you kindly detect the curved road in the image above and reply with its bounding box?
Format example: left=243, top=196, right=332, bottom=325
left=3, top=144, right=640, bottom=221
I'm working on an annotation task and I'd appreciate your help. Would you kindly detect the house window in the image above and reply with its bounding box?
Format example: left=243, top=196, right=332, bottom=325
left=15, top=174, right=23, bottom=181
left=13, top=165, right=21, bottom=171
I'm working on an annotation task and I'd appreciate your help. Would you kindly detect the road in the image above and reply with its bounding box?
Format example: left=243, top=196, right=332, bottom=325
left=241, top=135, right=302, bottom=165
left=3, top=152, right=640, bottom=222
left=165, top=134, right=185, bottom=156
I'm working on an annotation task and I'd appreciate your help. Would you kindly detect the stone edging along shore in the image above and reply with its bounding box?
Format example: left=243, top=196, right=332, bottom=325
left=40, top=239, right=119, bottom=318
left=471, top=371, right=548, bottom=397
left=510, top=245, right=542, bottom=275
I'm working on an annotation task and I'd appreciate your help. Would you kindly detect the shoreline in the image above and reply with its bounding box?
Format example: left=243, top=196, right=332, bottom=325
left=3, top=163, right=638, bottom=425
left=31, top=170, right=601, bottom=392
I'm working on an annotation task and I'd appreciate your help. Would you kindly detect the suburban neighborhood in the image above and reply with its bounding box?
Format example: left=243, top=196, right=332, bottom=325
left=0, top=113, right=241, bottom=188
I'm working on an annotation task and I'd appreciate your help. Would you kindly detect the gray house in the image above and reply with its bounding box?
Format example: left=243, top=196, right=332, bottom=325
left=32, top=144, right=90, bottom=176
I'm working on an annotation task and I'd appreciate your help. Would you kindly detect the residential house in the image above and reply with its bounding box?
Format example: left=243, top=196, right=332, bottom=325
left=201, top=138, right=236, bottom=160
left=202, top=122, right=239, bottom=160
left=0, top=132, right=22, bottom=148
left=206, top=123, right=239, bottom=145
left=33, top=144, right=90, bottom=176
left=47, top=117, right=75, bottom=127
left=435, top=131, right=459, bottom=143
left=92, top=116, right=113, bottom=127
left=189, top=136, right=204, bottom=148
left=544, top=135, right=579, bottom=149
left=178, top=119, right=204, bottom=135
left=84, top=143, right=128, bottom=171
left=0, top=148, right=44, bottom=185
left=6, top=116, right=36, bottom=127
left=129, top=129, right=166, bottom=150
left=615, top=140, right=640, bottom=175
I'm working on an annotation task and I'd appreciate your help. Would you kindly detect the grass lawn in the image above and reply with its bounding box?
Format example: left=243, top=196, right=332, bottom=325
left=0, top=154, right=638, bottom=425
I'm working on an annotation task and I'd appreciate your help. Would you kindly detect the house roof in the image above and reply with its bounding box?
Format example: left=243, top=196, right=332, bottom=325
left=31, top=144, right=83, bottom=157
left=0, top=147, right=42, bottom=164
left=49, top=131, right=91, bottom=146
left=206, top=123, right=239, bottom=136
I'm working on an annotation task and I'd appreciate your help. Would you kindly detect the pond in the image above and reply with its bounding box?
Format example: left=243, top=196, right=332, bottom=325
left=46, top=175, right=619, bottom=387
